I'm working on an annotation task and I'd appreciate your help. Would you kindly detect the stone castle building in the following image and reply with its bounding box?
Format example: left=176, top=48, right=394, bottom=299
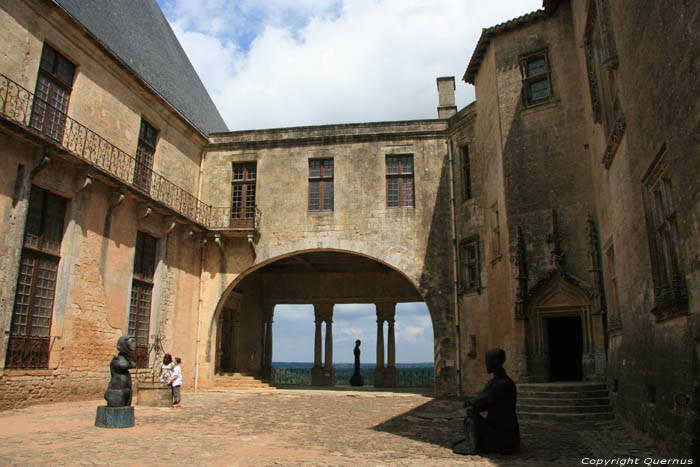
left=0, top=0, right=698, bottom=456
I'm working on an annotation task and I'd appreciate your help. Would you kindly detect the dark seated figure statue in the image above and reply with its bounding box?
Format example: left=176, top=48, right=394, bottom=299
left=453, top=348, right=520, bottom=455
left=104, top=335, right=137, bottom=407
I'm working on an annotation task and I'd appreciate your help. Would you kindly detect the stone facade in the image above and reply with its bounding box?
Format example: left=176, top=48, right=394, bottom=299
left=0, top=0, right=698, bottom=457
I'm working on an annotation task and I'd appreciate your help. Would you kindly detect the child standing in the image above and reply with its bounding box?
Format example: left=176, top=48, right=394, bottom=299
left=167, top=357, right=182, bottom=407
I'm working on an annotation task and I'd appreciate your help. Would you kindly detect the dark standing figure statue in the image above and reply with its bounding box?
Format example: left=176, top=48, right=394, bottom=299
left=349, top=339, right=364, bottom=386
left=104, top=335, right=137, bottom=407
left=453, top=348, right=520, bottom=455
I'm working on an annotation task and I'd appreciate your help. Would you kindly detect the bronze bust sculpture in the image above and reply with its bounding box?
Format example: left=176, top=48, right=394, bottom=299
left=104, top=335, right=137, bottom=407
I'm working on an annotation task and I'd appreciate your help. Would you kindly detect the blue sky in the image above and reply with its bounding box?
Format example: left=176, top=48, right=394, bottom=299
left=156, top=0, right=544, bottom=130
left=273, top=303, right=432, bottom=364
left=155, top=1, right=543, bottom=363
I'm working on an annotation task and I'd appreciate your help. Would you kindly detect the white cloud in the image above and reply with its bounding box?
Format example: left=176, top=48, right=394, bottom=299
left=161, top=0, right=544, bottom=130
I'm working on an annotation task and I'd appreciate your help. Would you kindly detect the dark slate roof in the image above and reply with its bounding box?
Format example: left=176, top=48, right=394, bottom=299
left=462, top=1, right=560, bottom=84
left=53, top=0, right=228, bottom=135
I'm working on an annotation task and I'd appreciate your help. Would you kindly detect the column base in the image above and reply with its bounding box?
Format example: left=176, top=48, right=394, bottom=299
left=312, top=367, right=334, bottom=386
left=383, top=366, right=397, bottom=388
left=95, top=405, right=134, bottom=428
left=374, top=367, right=385, bottom=388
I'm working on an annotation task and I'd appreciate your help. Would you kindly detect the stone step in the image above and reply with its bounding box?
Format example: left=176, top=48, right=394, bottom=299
left=518, top=397, right=611, bottom=406
left=214, top=373, right=271, bottom=389
left=519, top=389, right=610, bottom=399
left=518, top=382, right=607, bottom=392
left=518, top=404, right=613, bottom=414
left=517, top=411, right=615, bottom=422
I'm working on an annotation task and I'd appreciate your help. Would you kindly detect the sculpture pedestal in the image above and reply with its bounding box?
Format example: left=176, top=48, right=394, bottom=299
left=349, top=372, right=364, bottom=386
left=136, top=382, right=171, bottom=407
left=95, top=406, right=134, bottom=428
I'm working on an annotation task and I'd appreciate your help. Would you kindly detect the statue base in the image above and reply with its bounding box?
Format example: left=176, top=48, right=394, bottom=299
left=95, top=405, right=134, bottom=428
left=349, top=372, right=364, bottom=386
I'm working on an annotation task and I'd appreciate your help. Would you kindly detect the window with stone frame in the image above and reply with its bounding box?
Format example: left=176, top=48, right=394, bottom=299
left=386, top=155, right=415, bottom=208
left=490, top=203, right=502, bottom=262
left=460, top=237, right=480, bottom=293
left=30, top=43, right=75, bottom=142
left=642, top=147, right=688, bottom=321
left=461, top=145, right=472, bottom=201
left=605, top=243, right=622, bottom=331
left=6, top=186, right=67, bottom=369
left=133, top=118, right=158, bottom=193
left=308, top=158, right=333, bottom=211
left=583, top=0, right=625, bottom=168
left=128, top=231, right=157, bottom=368
left=231, top=162, right=257, bottom=228
left=520, top=50, right=552, bottom=106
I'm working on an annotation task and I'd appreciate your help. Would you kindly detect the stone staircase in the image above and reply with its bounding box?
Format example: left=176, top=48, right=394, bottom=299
left=517, top=382, right=614, bottom=422
left=211, top=372, right=273, bottom=391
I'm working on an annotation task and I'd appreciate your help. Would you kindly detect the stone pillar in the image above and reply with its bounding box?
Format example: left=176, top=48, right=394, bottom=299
left=216, top=311, right=224, bottom=372
left=313, top=315, right=323, bottom=370
left=312, top=303, right=334, bottom=386
left=374, top=302, right=397, bottom=388
left=324, top=316, right=333, bottom=370
left=261, top=303, right=274, bottom=382
left=384, top=312, right=397, bottom=388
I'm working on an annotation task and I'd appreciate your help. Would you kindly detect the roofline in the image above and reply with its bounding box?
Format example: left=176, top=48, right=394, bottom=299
left=49, top=1, right=211, bottom=140
left=463, top=8, right=547, bottom=84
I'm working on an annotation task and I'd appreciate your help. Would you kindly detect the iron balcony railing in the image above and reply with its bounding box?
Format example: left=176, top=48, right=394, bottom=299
left=209, top=206, right=262, bottom=230
left=0, top=72, right=259, bottom=231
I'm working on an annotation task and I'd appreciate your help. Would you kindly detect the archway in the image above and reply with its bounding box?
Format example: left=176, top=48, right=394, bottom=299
left=526, top=273, right=605, bottom=382
left=209, top=249, right=434, bottom=389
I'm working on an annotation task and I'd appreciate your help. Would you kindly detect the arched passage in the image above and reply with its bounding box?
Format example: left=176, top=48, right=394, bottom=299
left=207, top=249, right=436, bottom=389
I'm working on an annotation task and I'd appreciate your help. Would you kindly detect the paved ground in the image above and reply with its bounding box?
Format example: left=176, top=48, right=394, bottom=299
left=0, top=387, right=669, bottom=466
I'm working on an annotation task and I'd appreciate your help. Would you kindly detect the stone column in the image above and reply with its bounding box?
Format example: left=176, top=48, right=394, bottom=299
left=374, top=304, right=386, bottom=388
left=313, top=315, right=323, bottom=370
left=384, top=304, right=397, bottom=387
left=312, top=303, right=334, bottom=386
left=261, top=303, right=274, bottom=382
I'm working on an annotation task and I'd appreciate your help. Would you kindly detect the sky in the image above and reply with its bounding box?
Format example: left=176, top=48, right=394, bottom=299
left=155, top=0, right=543, bottom=363
left=156, top=0, right=544, bottom=130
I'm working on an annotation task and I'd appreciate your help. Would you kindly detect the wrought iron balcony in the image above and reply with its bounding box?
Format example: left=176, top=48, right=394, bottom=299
left=0, top=72, right=258, bottom=232
left=209, top=206, right=262, bottom=231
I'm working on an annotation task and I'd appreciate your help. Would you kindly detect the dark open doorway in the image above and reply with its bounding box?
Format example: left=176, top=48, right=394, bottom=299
left=547, top=316, right=583, bottom=381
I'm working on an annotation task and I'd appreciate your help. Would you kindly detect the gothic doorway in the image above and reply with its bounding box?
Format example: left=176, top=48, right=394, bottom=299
left=547, top=316, right=583, bottom=381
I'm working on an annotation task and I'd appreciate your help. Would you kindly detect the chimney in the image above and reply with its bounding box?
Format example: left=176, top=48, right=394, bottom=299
left=436, top=76, right=457, bottom=119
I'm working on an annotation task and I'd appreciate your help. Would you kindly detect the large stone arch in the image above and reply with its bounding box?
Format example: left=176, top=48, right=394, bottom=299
left=200, top=248, right=453, bottom=394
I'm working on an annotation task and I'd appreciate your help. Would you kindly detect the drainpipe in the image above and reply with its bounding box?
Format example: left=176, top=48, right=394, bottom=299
left=194, top=235, right=207, bottom=392
left=447, top=137, right=463, bottom=397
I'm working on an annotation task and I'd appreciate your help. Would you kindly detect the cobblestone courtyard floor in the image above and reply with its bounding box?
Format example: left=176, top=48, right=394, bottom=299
left=0, top=388, right=670, bottom=466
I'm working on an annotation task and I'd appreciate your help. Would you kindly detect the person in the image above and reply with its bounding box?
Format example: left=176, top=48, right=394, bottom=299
left=453, top=348, right=520, bottom=455
left=167, top=357, right=183, bottom=407
left=159, top=353, right=174, bottom=383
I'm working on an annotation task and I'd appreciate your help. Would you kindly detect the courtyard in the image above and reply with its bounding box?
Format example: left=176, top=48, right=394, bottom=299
left=0, top=388, right=666, bottom=466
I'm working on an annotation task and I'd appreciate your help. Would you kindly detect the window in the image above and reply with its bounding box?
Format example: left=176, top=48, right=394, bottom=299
left=231, top=162, right=257, bottom=228
left=133, top=119, right=157, bottom=193
left=521, top=51, right=551, bottom=106
left=461, top=145, right=472, bottom=200
left=386, top=155, right=414, bottom=208
left=30, top=43, right=75, bottom=141
left=460, top=237, right=480, bottom=292
left=128, top=231, right=157, bottom=368
left=491, top=204, right=502, bottom=262
left=308, top=159, right=333, bottom=211
left=6, top=186, right=67, bottom=369
left=605, top=244, right=621, bottom=330
left=643, top=163, right=687, bottom=320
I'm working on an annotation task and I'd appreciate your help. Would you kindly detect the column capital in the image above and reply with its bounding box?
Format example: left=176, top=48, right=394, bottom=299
left=262, top=302, right=275, bottom=322
left=375, top=302, right=396, bottom=321
left=314, top=303, right=334, bottom=322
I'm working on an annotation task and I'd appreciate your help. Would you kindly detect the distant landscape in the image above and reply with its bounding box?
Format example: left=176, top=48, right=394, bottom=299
left=272, top=362, right=434, bottom=387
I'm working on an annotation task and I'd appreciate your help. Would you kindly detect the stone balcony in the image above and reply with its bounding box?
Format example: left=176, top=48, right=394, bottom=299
left=0, top=72, right=256, bottom=234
